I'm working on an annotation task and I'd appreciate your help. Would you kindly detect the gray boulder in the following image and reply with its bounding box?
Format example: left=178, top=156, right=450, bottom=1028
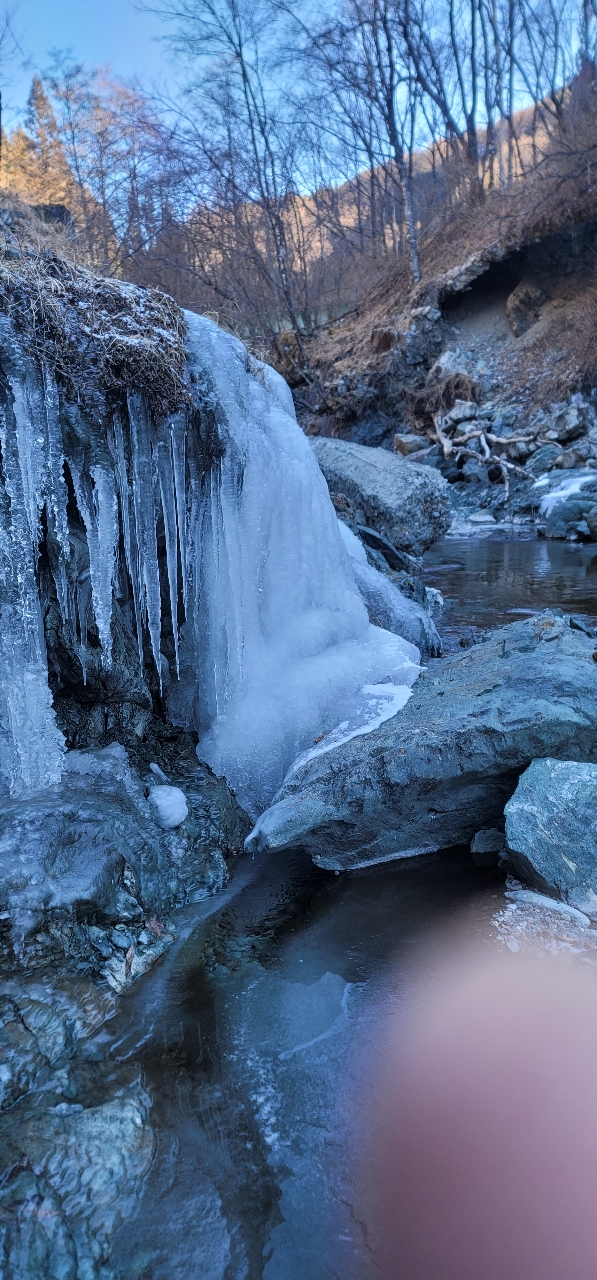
left=247, top=613, right=597, bottom=869
left=0, top=743, right=249, bottom=970
left=505, top=758, right=597, bottom=917
left=311, top=438, right=451, bottom=554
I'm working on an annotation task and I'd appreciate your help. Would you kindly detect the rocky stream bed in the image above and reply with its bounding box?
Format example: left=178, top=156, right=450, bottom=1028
left=3, top=529, right=596, bottom=1280
left=3, top=230, right=597, bottom=1277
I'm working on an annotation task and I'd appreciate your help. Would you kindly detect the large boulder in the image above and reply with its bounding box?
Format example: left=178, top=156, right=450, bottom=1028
left=311, top=438, right=451, bottom=555
left=505, top=758, right=597, bottom=917
left=247, top=613, right=597, bottom=869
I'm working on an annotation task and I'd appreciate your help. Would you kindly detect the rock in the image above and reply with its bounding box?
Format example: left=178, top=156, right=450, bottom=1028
left=355, top=524, right=420, bottom=573
left=545, top=491, right=597, bottom=538
left=246, top=613, right=597, bottom=870
left=505, top=758, right=597, bottom=918
left=405, top=443, right=443, bottom=466
left=461, top=458, right=487, bottom=483
left=0, top=743, right=249, bottom=971
left=0, top=1088, right=154, bottom=1279
left=311, top=438, right=451, bottom=554
left=469, top=511, right=497, bottom=524
left=426, top=348, right=469, bottom=383
left=443, top=399, right=478, bottom=426
left=525, top=443, right=563, bottom=474
left=393, top=433, right=427, bottom=456
left=586, top=506, right=597, bottom=540
left=553, top=439, right=597, bottom=470
left=470, top=827, right=505, bottom=866
left=546, top=402, right=592, bottom=444
left=506, top=281, right=546, bottom=336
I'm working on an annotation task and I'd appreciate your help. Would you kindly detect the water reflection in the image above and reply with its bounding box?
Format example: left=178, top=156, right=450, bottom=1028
left=423, top=536, right=597, bottom=639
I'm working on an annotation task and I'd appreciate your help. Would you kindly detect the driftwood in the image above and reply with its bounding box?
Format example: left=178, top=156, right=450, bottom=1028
left=430, top=411, right=555, bottom=502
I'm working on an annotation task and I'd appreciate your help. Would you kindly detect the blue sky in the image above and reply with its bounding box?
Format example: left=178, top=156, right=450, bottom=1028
left=4, top=0, right=173, bottom=121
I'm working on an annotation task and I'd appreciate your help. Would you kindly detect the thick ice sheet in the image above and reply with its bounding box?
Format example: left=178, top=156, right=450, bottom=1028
left=183, top=315, right=420, bottom=816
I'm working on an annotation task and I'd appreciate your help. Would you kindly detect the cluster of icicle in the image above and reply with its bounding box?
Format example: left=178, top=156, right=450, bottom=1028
left=0, top=312, right=190, bottom=798
left=0, top=309, right=420, bottom=816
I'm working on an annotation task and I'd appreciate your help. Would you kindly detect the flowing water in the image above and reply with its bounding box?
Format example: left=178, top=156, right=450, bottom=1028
left=83, top=533, right=597, bottom=1280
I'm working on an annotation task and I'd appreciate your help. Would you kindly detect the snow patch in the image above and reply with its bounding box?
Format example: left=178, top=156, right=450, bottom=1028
left=148, top=785, right=189, bottom=829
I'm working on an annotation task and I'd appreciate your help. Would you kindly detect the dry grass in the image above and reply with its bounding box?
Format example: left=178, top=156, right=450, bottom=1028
left=0, top=194, right=190, bottom=418
left=406, top=373, right=480, bottom=433
left=308, top=94, right=597, bottom=389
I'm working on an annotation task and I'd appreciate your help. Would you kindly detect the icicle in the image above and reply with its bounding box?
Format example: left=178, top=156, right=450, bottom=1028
left=69, top=457, right=117, bottom=668
left=0, top=342, right=64, bottom=795
left=155, top=425, right=180, bottom=676
left=6, top=362, right=46, bottom=554
left=170, top=413, right=187, bottom=612
left=112, top=411, right=144, bottom=669
left=127, top=391, right=162, bottom=681
left=75, top=569, right=92, bottom=686
left=41, top=364, right=71, bottom=626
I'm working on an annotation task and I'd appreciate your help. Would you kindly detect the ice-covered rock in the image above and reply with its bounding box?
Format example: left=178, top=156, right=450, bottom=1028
left=337, top=521, right=441, bottom=655
left=310, top=437, right=451, bottom=554
left=0, top=744, right=246, bottom=966
left=0, top=1087, right=154, bottom=1278
left=0, top=301, right=425, bottom=820
left=505, top=758, right=597, bottom=918
left=247, top=613, right=597, bottom=868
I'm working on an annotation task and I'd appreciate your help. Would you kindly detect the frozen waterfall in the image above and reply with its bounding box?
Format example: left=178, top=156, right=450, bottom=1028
left=182, top=315, right=420, bottom=815
left=0, top=308, right=419, bottom=814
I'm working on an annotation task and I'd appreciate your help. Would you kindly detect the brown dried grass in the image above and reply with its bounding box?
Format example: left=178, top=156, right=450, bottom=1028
left=0, top=194, right=190, bottom=418
left=406, top=373, right=480, bottom=432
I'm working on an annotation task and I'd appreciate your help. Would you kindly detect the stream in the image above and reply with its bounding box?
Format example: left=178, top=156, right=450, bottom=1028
left=82, top=533, right=597, bottom=1280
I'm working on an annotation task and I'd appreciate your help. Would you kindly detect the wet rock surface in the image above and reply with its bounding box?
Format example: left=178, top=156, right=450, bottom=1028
left=0, top=1086, right=154, bottom=1279
left=0, top=740, right=249, bottom=1278
left=248, top=613, right=597, bottom=869
left=311, top=437, right=451, bottom=554
left=0, top=741, right=250, bottom=976
left=505, top=758, right=597, bottom=917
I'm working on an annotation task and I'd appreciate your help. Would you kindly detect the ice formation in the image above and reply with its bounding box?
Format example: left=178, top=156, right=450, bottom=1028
left=182, top=315, right=420, bottom=814
left=535, top=470, right=597, bottom=516
left=0, top=321, right=65, bottom=794
left=337, top=519, right=441, bottom=656
left=0, top=307, right=420, bottom=813
left=148, top=785, right=189, bottom=830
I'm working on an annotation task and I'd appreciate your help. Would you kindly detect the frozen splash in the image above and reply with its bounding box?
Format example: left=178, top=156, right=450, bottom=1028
left=0, top=308, right=419, bottom=810
left=183, top=316, right=419, bottom=815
